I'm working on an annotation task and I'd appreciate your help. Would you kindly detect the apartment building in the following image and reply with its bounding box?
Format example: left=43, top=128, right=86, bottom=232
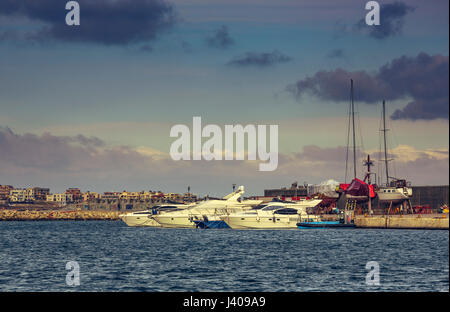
left=46, top=193, right=74, bottom=204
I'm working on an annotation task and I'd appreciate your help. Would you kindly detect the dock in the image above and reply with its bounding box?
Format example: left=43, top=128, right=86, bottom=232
left=354, top=214, right=449, bottom=230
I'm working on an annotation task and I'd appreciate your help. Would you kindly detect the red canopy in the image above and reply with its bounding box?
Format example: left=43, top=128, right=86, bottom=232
left=344, top=178, right=376, bottom=198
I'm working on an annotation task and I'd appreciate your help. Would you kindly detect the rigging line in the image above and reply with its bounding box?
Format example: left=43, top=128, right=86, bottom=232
left=356, top=100, right=365, bottom=153
left=378, top=106, right=383, bottom=185
left=351, top=79, right=357, bottom=179
left=388, top=109, right=402, bottom=180
left=344, top=82, right=352, bottom=184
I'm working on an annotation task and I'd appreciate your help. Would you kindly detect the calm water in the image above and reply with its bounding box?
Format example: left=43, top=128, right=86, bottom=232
left=0, top=221, right=448, bottom=292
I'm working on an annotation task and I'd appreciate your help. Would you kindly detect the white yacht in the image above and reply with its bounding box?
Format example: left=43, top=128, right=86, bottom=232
left=222, top=199, right=323, bottom=229
left=151, top=186, right=262, bottom=228
left=119, top=203, right=194, bottom=227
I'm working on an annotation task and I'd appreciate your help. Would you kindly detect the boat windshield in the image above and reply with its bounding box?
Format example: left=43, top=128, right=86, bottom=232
left=274, top=208, right=298, bottom=215
left=251, top=204, right=268, bottom=210
left=159, top=206, right=183, bottom=211
left=261, top=205, right=285, bottom=211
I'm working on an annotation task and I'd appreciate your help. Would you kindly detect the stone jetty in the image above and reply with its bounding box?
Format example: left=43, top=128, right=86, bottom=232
left=0, top=209, right=121, bottom=221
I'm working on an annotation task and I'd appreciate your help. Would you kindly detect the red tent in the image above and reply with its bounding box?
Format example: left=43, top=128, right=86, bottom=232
left=344, top=178, right=376, bottom=198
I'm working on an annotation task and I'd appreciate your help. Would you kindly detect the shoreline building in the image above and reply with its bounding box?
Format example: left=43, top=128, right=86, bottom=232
left=264, top=182, right=308, bottom=200
left=65, top=188, right=82, bottom=202
left=9, top=189, right=33, bottom=203
left=0, top=185, right=13, bottom=200
left=46, top=193, right=74, bottom=205
left=28, top=187, right=50, bottom=201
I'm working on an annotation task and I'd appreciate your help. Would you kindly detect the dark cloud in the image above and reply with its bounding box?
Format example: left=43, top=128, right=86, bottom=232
left=227, top=50, right=292, bottom=68
left=287, top=53, right=449, bottom=120
left=139, top=44, right=153, bottom=53
left=0, top=0, right=176, bottom=45
left=205, top=25, right=234, bottom=49
left=355, top=1, right=415, bottom=39
left=327, top=49, right=345, bottom=58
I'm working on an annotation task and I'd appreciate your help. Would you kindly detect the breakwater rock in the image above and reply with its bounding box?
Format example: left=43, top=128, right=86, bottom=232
left=0, top=209, right=121, bottom=221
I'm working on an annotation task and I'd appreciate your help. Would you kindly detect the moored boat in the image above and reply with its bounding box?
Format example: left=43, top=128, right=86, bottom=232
left=151, top=186, right=262, bottom=228
left=297, top=220, right=356, bottom=229
left=222, top=199, right=323, bottom=229
left=119, top=203, right=194, bottom=227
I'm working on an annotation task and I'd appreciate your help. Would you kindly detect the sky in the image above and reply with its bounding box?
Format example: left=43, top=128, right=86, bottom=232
left=0, top=0, right=448, bottom=196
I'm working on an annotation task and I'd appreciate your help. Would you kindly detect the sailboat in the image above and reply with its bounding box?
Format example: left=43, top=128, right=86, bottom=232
left=376, top=100, right=413, bottom=202
left=341, top=79, right=374, bottom=202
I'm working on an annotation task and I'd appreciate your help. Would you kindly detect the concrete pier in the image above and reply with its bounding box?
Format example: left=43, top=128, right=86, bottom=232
left=355, top=214, right=449, bottom=230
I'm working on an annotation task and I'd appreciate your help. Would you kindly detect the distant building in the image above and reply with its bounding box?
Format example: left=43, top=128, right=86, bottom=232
left=0, top=185, right=13, bottom=200
left=139, top=191, right=154, bottom=200
left=65, top=188, right=82, bottom=202
left=411, top=185, right=449, bottom=211
left=182, top=193, right=198, bottom=202
left=82, top=191, right=99, bottom=201
left=9, top=189, right=33, bottom=203
left=119, top=191, right=140, bottom=200
left=28, top=187, right=50, bottom=201
left=101, top=192, right=120, bottom=200
left=46, top=193, right=73, bottom=204
left=264, top=183, right=308, bottom=198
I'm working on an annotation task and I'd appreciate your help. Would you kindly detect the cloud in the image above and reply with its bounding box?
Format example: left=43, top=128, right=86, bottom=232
left=327, top=49, right=345, bottom=58
left=355, top=1, right=415, bottom=39
left=0, top=0, right=176, bottom=45
left=227, top=50, right=292, bottom=67
left=1, top=127, right=447, bottom=194
left=287, top=53, right=449, bottom=120
left=205, top=25, right=234, bottom=49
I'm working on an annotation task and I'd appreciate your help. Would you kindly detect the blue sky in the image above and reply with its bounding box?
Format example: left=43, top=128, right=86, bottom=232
left=0, top=0, right=448, bottom=195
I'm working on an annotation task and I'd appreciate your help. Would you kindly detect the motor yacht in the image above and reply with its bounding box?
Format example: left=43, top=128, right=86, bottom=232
left=222, top=199, right=322, bottom=229
left=151, top=186, right=262, bottom=228
left=119, top=203, right=194, bottom=227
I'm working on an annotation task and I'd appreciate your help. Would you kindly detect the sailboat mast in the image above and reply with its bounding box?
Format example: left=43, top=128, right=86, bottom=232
left=382, top=100, right=389, bottom=186
left=351, top=79, right=356, bottom=179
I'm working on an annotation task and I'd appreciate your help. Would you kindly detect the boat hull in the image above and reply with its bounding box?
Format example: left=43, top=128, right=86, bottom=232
left=151, top=215, right=197, bottom=228
left=120, top=214, right=161, bottom=227
left=223, top=215, right=308, bottom=229
left=377, top=191, right=410, bottom=203
left=193, top=220, right=230, bottom=229
left=297, top=221, right=356, bottom=229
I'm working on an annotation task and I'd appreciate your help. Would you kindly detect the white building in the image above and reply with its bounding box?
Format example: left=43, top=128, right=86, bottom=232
left=9, top=189, right=33, bottom=202
left=46, top=193, right=74, bottom=205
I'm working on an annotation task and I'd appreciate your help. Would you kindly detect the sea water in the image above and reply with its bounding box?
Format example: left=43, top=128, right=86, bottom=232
left=0, top=221, right=448, bottom=291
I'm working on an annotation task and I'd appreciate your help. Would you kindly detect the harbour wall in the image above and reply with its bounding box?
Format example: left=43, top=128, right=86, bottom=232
left=410, top=185, right=449, bottom=210
left=355, top=214, right=449, bottom=230
left=0, top=209, right=121, bottom=221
